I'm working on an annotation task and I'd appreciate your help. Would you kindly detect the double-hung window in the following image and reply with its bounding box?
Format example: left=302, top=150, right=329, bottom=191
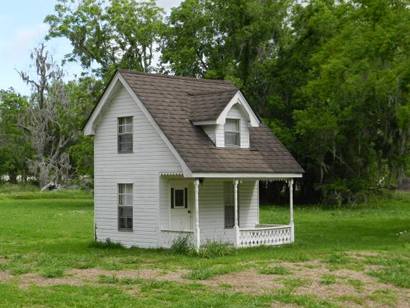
left=118, top=183, right=133, bottom=231
left=224, top=119, right=240, bottom=147
left=118, top=117, right=133, bottom=153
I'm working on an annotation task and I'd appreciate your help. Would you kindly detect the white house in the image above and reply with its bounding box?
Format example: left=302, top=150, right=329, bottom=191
left=84, top=70, right=303, bottom=250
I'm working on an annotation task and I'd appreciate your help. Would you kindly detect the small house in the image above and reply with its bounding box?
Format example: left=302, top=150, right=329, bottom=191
left=84, top=70, right=303, bottom=250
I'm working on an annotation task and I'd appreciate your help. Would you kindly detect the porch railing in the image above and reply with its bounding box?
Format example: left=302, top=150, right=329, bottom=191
left=238, top=224, right=292, bottom=247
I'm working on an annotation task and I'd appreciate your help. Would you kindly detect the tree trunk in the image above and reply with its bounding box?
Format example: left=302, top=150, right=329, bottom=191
left=9, top=172, right=17, bottom=184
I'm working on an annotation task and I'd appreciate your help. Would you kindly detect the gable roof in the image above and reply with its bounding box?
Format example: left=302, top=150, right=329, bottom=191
left=86, top=70, right=303, bottom=175
left=189, top=89, right=238, bottom=122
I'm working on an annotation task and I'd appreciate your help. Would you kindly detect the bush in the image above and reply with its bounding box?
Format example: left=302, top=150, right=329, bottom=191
left=89, top=239, right=125, bottom=249
left=197, top=241, right=235, bottom=258
left=170, top=237, right=235, bottom=258
left=170, top=235, right=193, bottom=255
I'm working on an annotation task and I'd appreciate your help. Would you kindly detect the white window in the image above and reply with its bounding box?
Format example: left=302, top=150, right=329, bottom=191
left=118, top=117, right=133, bottom=153
left=224, top=119, right=240, bottom=147
left=171, top=187, right=188, bottom=208
left=118, top=183, right=133, bottom=231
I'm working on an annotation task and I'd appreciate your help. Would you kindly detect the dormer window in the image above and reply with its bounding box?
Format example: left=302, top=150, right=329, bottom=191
left=225, top=119, right=240, bottom=147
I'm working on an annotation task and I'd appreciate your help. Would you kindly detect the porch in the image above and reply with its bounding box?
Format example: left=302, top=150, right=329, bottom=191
left=159, top=176, right=297, bottom=250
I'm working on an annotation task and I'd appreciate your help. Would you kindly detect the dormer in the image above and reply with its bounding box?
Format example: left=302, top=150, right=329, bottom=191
left=190, top=90, right=260, bottom=148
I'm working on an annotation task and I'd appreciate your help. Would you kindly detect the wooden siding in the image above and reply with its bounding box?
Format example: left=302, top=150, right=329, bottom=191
left=94, top=85, right=182, bottom=248
left=202, top=125, right=216, bottom=144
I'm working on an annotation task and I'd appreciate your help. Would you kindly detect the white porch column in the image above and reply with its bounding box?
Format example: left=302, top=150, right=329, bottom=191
left=288, top=179, right=295, bottom=242
left=194, top=179, right=200, bottom=251
left=233, top=179, right=240, bottom=247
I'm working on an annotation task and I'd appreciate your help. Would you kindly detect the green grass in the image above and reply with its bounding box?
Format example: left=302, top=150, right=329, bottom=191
left=258, top=265, right=290, bottom=275
left=0, top=187, right=409, bottom=307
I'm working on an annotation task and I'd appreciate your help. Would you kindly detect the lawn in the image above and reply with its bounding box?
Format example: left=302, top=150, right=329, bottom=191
left=0, top=188, right=409, bottom=307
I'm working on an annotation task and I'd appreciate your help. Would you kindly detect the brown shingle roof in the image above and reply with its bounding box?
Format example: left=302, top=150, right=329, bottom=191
left=119, top=70, right=303, bottom=174
left=189, top=89, right=238, bottom=122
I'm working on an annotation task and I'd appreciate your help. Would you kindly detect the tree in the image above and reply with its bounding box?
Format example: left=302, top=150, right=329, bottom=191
left=292, top=0, right=410, bottom=202
left=65, top=76, right=104, bottom=179
left=19, top=44, right=87, bottom=188
left=0, top=89, right=32, bottom=183
left=45, top=0, right=165, bottom=78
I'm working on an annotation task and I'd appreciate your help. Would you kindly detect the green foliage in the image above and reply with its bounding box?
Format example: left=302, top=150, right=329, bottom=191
left=45, top=0, right=165, bottom=77
left=259, top=265, right=290, bottom=275
left=320, top=274, right=337, bottom=285
left=170, top=235, right=193, bottom=255
left=0, top=89, right=32, bottom=182
left=196, top=241, right=235, bottom=258
left=293, top=0, right=410, bottom=202
left=170, top=237, right=235, bottom=258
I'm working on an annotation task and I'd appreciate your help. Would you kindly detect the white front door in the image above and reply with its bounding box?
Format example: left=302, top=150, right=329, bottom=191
left=170, top=185, right=192, bottom=231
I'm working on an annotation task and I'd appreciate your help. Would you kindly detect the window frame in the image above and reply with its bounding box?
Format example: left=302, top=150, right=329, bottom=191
left=118, top=183, right=133, bottom=232
left=224, top=182, right=240, bottom=229
left=224, top=118, right=240, bottom=147
left=117, top=116, right=133, bottom=154
left=170, top=187, right=188, bottom=209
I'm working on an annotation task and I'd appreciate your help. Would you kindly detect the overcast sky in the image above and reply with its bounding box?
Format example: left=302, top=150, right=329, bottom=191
left=0, top=0, right=181, bottom=95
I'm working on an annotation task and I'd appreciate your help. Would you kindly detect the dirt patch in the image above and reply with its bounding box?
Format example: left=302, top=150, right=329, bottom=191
left=0, top=257, right=8, bottom=265
left=13, top=267, right=190, bottom=290
left=0, top=270, right=12, bottom=282
left=202, top=269, right=282, bottom=294
left=19, top=273, right=83, bottom=289
left=68, top=268, right=187, bottom=283
left=278, top=261, right=410, bottom=307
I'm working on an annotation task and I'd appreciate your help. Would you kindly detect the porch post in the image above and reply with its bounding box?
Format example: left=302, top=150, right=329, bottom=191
left=288, top=179, right=295, bottom=242
left=194, top=179, right=201, bottom=251
left=233, top=179, right=240, bottom=247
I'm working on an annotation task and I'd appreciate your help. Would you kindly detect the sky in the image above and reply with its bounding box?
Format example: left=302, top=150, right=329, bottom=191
left=0, top=0, right=181, bottom=95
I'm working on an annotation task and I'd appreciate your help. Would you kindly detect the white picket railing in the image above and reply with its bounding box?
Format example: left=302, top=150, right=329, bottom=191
left=238, top=225, right=292, bottom=247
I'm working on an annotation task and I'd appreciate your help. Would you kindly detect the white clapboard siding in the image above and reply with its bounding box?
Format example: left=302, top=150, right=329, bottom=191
left=202, top=125, right=216, bottom=144
left=94, top=85, right=182, bottom=248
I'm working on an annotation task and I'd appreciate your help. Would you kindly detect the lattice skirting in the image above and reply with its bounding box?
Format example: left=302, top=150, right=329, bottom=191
left=239, top=226, right=292, bottom=247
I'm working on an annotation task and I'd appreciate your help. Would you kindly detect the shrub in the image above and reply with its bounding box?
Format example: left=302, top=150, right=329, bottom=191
left=170, top=235, right=193, bottom=255
left=196, top=241, right=235, bottom=258
left=89, top=238, right=125, bottom=249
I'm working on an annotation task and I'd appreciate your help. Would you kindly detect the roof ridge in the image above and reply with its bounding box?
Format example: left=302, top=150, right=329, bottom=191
left=187, top=89, right=238, bottom=96
left=118, top=69, right=234, bottom=85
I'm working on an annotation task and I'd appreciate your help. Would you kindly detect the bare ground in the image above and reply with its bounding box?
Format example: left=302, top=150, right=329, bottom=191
left=0, top=256, right=409, bottom=307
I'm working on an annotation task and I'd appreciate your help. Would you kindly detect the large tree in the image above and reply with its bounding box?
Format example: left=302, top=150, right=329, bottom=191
left=19, top=44, right=97, bottom=188
left=45, top=0, right=165, bottom=78
left=0, top=90, right=32, bottom=183
left=291, top=0, right=410, bottom=202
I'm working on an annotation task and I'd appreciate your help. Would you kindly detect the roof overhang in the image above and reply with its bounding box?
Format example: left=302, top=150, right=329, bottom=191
left=188, top=173, right=303, bottom=179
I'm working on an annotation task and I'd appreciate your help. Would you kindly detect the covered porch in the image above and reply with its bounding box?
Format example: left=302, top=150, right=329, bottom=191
left=159, top=175, right=297, bottom=250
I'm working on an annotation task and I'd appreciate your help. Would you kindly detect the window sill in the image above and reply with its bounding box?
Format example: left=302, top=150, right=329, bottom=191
left=118, top=229, right=133, bottom=232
